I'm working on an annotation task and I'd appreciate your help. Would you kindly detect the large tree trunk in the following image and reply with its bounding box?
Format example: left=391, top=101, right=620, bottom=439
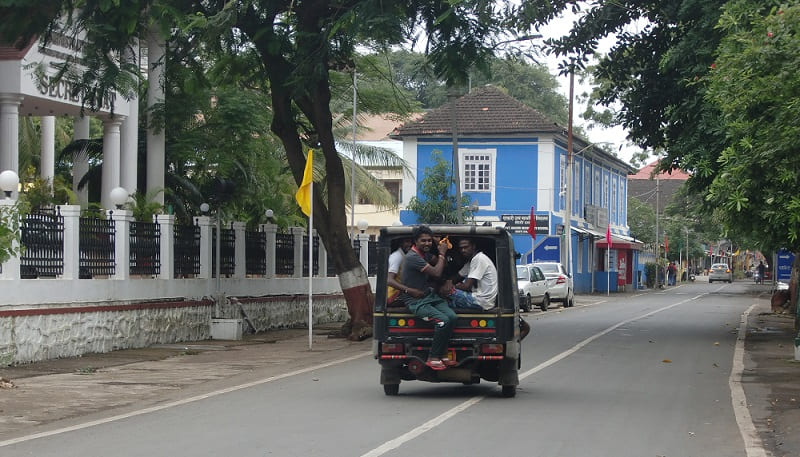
left=242, top=5, right=373, bottom=340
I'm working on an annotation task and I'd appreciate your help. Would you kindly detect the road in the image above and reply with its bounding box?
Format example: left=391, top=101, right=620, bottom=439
left=2, top=281, right=766, bottom=457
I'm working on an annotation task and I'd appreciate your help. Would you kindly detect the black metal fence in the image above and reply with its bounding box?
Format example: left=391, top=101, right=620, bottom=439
left=20, top=208, right=64, bottom=278
left=174, top=224, right=200, bottom=277
left=79, top=216, right=115, bottom=278
left=275, top=232, right=294, bottom=276
left=130, top=221, right=160, bottom=276
left=302, top=235, right=320, bottom=277
left=368, top=240, right=378, bottom=276
left=245, top=230, right=266, bottom=276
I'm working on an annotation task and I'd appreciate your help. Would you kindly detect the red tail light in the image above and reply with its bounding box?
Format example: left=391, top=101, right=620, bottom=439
left=556, top=275, right=566, bottom=284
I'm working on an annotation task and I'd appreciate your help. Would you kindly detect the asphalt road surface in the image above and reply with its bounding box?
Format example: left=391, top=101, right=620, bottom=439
left=3, top=281, right=765, bottom=457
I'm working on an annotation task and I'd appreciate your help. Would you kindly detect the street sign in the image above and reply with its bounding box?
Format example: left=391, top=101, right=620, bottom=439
left=502, top=213, right=550, bottom=235
left=776, top=249, right=794, bottom=281
left=533, top=236, right=561, bottom=262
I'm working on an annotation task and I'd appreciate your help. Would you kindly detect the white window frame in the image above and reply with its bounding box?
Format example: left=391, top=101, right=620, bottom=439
left=584, top=162, right=592, bottom=211
left=459, top=148, right=496, bottom=209
left=611, top=174, right=618, bottom=223
left=603, top=173, right=609, bottom=210
left=594, top=168, right=601, bottom=206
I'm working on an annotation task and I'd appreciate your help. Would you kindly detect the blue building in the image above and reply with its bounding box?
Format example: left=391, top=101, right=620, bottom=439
left=391, top=86, right=640, bottom=293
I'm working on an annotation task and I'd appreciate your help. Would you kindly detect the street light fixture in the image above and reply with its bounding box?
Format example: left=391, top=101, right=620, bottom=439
left=0, top=170, right=19, bottom=199
left=357, top=219, right=369, bottom=234
left=109, top=187, right=129, bottom=209
left=265, top=208, right=274, bottom=223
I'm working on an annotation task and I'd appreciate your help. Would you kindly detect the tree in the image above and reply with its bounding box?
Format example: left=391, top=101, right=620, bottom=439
left=1, top=1, right=529, bottom=340
left=407, top=151, right=473, bottom=224
left=627, top=197, right=655, bottom=245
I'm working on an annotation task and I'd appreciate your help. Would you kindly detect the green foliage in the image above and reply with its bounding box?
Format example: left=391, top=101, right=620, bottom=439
left=0, top=199, right=30, bottom=264
left=644, top=262, right=658, bottom=288
left=627, top=197, right=656, bottom=244
left=124, top=189, right=164, bottom=222
left=17, top=172, right=77, bottom=210
left=704, top=1, right=800, bottom=252
left=406, top=151, right=474, bottom=224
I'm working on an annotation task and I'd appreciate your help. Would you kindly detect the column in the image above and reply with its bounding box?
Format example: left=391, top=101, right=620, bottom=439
left=156, top=214, right=175, bottom=280
left=233, top=221, right=246, bottom=279
left=146, top=29, right=166, bottom=205
left=0, top=198, right=21, bottom=279
left=40, top=116, right=55, bottom=191
left=290, top=226, right=304, bottom=278
left=0, top=95, right=23, bottom=199
left=110, top=209, right=133, bottom=280
left=72, top=115, right=90, bottom=206
left=194, top=215, right=213, bottom=279
left=120, top=38, right=140, bottom=195
left=100, top=117, right=124, bottom=209
left=357, top=233, right=370, bottom=271
left=261, top=223, right=277, bottom=278
left=59, top=204, right=81, bottom=280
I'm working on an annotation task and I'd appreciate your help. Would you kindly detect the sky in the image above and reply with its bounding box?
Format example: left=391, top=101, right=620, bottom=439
left=538, top=9, right=649, bottom=167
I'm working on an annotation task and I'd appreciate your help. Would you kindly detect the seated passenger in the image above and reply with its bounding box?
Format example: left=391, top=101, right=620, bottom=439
left=449, top=238, right=497, bottom=310
left=386, top=237, right=413, bottom=304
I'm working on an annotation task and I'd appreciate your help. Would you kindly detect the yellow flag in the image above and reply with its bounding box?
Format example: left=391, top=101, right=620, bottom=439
left=295, top=150, right=313, bottom=216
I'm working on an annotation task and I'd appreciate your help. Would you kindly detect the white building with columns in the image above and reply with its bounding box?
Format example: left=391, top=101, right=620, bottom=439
left=0, top=27, right=166, bottom=207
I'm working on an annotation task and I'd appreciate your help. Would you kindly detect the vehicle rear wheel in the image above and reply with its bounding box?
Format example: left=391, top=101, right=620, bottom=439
left=539, top=294, right=549, bottom=311
left=383, top=384, right=400, bottom=396
left=501, top=385, right=516, bottom=398
left=523, top=295, right=532, bottom=312
left=567, top=291, right=574, bottom=307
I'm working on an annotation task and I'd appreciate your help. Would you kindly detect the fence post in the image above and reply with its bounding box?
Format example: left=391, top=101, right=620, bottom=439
left=233, top=221, right=246, bottom=279
left=290, top=226, right=304, bottom=278
left=110, top=209, right=133, bottom=280
left=194, top=215, right=213, bottom=279
left=156, top=214, right=175, bottom=280
left=59, top=205, right=81, bottom=280
left=0, top=199, right=21, bottom=280
left=358, top=233, right=370, bottom=271
left=318, top=233, right=328, bottom=277
left=261, top=223, right=277, bottom=278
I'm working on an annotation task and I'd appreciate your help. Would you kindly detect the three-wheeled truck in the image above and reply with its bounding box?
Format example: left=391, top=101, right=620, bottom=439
left=373, top=225, right=522, bottom=397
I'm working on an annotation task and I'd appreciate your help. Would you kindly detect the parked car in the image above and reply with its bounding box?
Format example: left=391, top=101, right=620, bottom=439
left=516, top=264, right=551, bottom=311
left=709, top=263, right=733, bottom=283
left=532, top=262, right=574, bottom=307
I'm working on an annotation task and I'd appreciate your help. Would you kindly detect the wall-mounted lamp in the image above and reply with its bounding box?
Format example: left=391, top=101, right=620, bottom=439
left=0, top=170, right=19, bottom=199
left=109, top=186, right=129, bottom=209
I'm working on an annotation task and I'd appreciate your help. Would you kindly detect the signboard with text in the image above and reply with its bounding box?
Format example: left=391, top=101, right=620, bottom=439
left=777, top=249, right=795, bottom=281
left=533, top=236, right=561, bottom=262
left=502, top=213, right=550, bottom=236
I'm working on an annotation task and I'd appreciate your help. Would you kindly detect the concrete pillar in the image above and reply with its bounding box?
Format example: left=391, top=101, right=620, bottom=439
left=146, top=29, right=166, bottom=205
left=121, top=39, right=140, bottom=195
left=290, top=226, right=305, bottom=278
left=194, top=215, right=212, bottom=280
left=59, top=204, right=81, bottom=280
left=233, top=221, right=246, bottom=279
left=0, top=198, right=20, bottom=279
left=100, top=117, right=124, bottom=209
left=318, top=238, right=329, bottom=278
left=40, top=116, right=55, bottom=191
left=261, top=223, right=277, bottom=278
left=357, top=233, right=370, bottom=271
left=72, top=115, right=90, bottom=206
left=109, top=209, right=133, bottom=280
left=0, top=94, right=23, bottom=177
left=156, top=214, right=175, bottom=280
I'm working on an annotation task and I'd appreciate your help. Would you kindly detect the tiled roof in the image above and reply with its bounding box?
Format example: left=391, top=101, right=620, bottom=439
left=391, top=85, right=563, bottom=137
left=0, top=38, right=36, bottom=61
left=630, top=161, right=691, bottom=180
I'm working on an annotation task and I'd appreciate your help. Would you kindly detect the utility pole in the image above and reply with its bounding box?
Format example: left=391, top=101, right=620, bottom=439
left=350, top=70, right=357, bottom=240
left=450, top=88, right=463, bottom=224
left=563, top=71, right=574, bottom=275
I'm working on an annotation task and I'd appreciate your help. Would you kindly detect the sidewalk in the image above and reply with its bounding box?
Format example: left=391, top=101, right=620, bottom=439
left=1, top=297, right=799, bottom=457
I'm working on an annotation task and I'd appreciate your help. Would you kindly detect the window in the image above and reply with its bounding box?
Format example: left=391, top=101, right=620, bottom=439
left=594, top=169, right=601, bottom=205
left=584, top=163, right=592, bottom=209
left=358, top=179, right=401, bottom=204
left=463, top=153, right=491, bottom=191
left=602, top=173, right=609, bottom=209
left=573, top=163, right=580, bottom=214
left=619, top=179, right=626, bottom=225
left=559, top=155, right=566, bottom=209
left=611, top=175, right=618, bottom=222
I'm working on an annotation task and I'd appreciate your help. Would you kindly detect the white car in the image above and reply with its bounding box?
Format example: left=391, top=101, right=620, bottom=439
left=532, top=262, right=574, bottom=307
left=516, top=264, right=551, bottom=311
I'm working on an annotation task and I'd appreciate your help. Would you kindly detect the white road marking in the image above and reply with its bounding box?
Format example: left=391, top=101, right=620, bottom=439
left=0, top=351, right=372, bottom=448
left=362, top=294, right=705, bottom=457
left=729, top=304, right=768, bottom=457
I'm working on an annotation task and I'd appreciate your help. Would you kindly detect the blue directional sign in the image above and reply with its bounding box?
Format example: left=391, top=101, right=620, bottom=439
left=776, top=249, right=795, bottom=281
left=533, top=236, right=561, bottom=262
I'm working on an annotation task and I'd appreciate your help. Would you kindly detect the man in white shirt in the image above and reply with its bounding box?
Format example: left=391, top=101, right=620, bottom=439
left=451, top=238, right=497, bottom=310
left=386, top=237, right=413, bottom=303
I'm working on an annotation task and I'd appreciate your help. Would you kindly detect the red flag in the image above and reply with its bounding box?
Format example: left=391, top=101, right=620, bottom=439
left=605, top=224, right=612, bottom=249
left=709, top=245, right=713, bottom=257
left=665, top=235, right=669, bottom=254
left=527, top=206, right=536, bottom=240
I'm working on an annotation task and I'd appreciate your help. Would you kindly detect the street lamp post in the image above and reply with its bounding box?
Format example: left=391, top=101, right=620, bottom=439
left=0, top=170, right=20, bottom=199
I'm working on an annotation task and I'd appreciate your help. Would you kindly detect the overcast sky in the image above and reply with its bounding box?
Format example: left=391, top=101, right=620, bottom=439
left=538, top=9, right=649, bottom=167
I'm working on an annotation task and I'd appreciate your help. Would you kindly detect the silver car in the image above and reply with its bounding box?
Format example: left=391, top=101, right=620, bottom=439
left=709, top=263, right=733, bottom=283
left=532, top=262, right=574, bottom=307
left=516, top=264, right=551, bottom=311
